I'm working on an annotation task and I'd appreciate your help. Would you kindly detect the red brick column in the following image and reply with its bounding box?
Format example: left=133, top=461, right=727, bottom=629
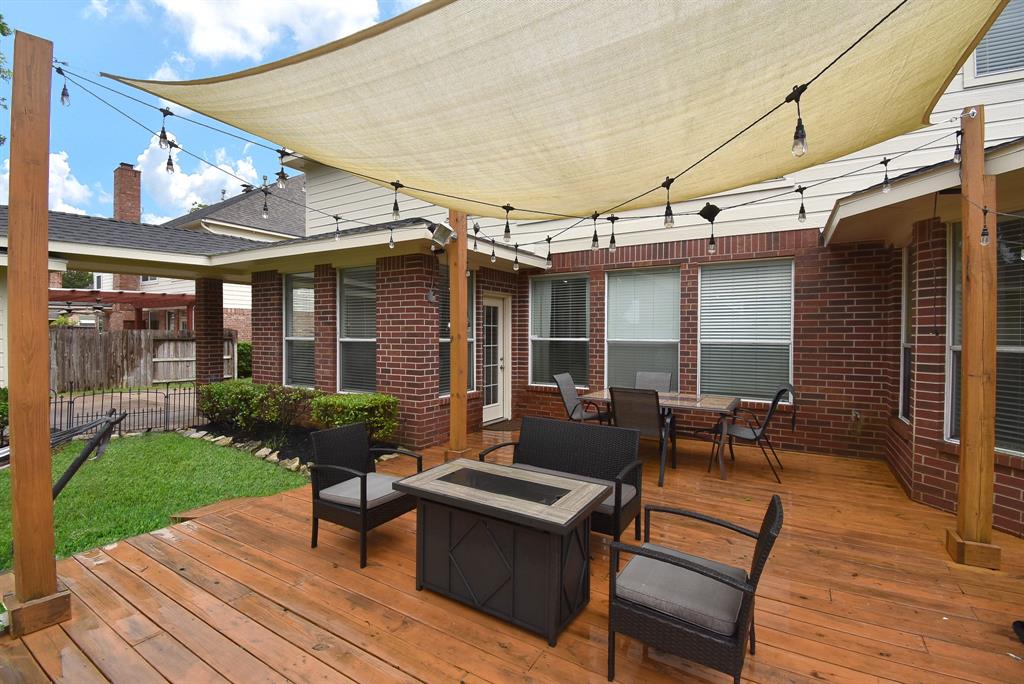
left=194, top=277, right=224, bottom=385
left=314, top=264, right=338, bottom=393
left=251, top=271, right=283, bottom=385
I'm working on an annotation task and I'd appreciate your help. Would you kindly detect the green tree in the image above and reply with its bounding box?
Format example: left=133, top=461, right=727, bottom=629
left=190, top=201, right=208, bottom=212
left=0, top=15, right=11, bottom=146
left=62, top=270, right=94, bottom=288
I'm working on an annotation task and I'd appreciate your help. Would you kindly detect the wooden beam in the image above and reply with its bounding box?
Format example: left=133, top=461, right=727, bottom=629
left=3, top=31, right=72, bottom=634
left=446, top=210, right=469, bottom=460
left=946, top=105, right=1000, bottom=569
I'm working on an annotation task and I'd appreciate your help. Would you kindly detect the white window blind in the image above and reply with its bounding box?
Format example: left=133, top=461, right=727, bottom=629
left=606, top=269, right=680, bottom=390
left=438, top=267, right=475, bottom=395
left=338, top=267, right=376, bottom=392
left=530, top=275, right=589, bottom=385
left=284, top=273, right=315, bottom=387
left=699, top=259, right=793, bottom=400
left=949, top=218, right=1024, bottom=453
left=974, top=0, right=1024, bottom=76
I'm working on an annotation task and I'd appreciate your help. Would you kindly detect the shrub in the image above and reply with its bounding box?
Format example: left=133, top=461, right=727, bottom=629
left=197, top=380, right=276, bottom=431
left=310, top=393, right=399, bottom=442
left=0, top=387, right=8, bottom=435
left=236, top=341, right=252, bottom=378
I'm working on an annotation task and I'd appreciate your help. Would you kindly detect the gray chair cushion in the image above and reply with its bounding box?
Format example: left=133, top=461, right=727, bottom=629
left=616, top=543, right=747, bottom=636
left=318, top=473, right=404, bottom=509
left=508, top=463, right=636, bottom=513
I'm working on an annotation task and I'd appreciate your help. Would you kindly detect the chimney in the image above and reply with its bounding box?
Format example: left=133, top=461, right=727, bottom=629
left=113, top=162, right=141, bottom=223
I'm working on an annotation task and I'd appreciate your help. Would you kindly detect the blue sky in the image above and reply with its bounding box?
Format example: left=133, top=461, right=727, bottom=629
left=0, top=0, right=421, bottom=223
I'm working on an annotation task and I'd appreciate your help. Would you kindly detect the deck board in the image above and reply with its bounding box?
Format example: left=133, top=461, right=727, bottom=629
left=3, top=433, right=1023, bottom=683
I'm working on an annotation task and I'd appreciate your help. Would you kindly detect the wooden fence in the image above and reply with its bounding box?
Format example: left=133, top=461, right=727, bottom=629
left=49, top=329, right=236, bottom=391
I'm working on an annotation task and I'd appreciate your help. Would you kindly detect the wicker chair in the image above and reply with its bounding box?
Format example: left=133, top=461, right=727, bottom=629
left=554, top=372, right=610, bottom=423
left=608, top=496, right=784, bottom=683
left=478, top=416, right=642, bottom=541
left=709, top=384, right=794, bottom=484
left=310, top=423, right=423, bottom=568
left=610, top=387, right=676, bottom=487
left=635, top=371, right=672, bottom=392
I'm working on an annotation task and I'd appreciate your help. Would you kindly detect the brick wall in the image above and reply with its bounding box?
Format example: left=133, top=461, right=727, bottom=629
left=314, top=264, right=337, bottom=393
left=251, top=271, right=283, bottom=385
left=194, top=278, right=224, bottom=385
left=223, top=308, right=251, bottom=342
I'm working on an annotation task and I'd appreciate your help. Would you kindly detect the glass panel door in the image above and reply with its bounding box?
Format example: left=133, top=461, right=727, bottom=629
left=482, top=298, right=507, bottom=423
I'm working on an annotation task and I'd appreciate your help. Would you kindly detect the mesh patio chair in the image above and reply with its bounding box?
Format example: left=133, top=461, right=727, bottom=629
left=635, top=371, right=672, bottom=392
left=310, top=422, right=423, bottom=568
left=610, top=387, right=676, bottom=487
left=554, top=372, right=610, bottom=423
left=608, top=495, right=784, bottom=683
left=708, top=384, right=794, bottom=484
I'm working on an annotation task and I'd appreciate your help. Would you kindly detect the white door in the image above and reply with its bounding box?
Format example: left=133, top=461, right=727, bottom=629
left=482, top=296, right=509, bottom=423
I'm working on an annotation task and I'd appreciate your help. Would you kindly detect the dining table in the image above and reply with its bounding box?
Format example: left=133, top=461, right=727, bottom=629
left=579, top=389, right=740, bottom=480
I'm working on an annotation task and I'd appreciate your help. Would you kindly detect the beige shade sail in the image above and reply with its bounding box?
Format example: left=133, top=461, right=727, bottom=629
left=107, top=0, right=1006, bottom=220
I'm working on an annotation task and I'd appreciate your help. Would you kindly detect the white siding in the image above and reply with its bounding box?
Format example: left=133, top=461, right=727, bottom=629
left=139, top=277, right=251, bottom=309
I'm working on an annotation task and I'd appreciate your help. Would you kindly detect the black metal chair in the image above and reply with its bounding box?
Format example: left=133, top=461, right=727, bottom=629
left=478, top=416, right=642, bottom=541
left=635, top=371, right=672, bottom=392
left=608, top=496, right=784, bottom=683
left=553, top=372, right=610, bottom=423
left=709, top=384, right=794, bottom=484
left=610, top=387, right=676, bottom=487
left=310, top=423, right=423, bottom=568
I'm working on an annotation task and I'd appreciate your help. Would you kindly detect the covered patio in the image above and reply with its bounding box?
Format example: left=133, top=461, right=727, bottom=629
left=2, top=434, right=1023, bottom=683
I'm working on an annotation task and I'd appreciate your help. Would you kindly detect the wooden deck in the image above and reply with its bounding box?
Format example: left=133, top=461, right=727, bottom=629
left=3, top=431, right=1024, bottom=683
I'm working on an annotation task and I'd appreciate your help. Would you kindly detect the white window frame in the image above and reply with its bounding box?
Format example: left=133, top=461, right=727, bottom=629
left=603, top=267, right=680, bottom=392
left=962, top=0, right=1024, bottom=89
left=141, top=275, right=158, bottom=283
left=528, top=272, right=590, bottom=388
left=336, top=266, right=377, bottom=394
left=696, top=257, right=795, bottom=402
left=282, top=272, right=315, bottom=388
left=899, top=248, right=912, bottom=423
left=439, top=269, right=476, bottom=397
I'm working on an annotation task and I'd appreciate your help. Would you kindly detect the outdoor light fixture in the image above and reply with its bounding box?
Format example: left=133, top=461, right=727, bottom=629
left=388, top=226, right=395, bottom=249
left=881, top=158, right=891, bottom=194
left=545, top=235, right=553, bottom=269
left=165, top=143, right=175, bottom=174
left=699, top=202, right=721, bottom=255
left=490, top=240, right=497, bottom=263
left=262, top=195, right=269, bottom=220
left=796, top=186, right=807, bottom=223
left=472, top=221, right=481, bottom=251
left=607, top=215, right=618, bottom=255
left=391, top=180, right=403, bottom=221
left=662, top=177, right=675, bottom=229
left=56, top=66, right=70, bottom=106
left=513, top=243, right=520, bottom=271
left=786, top=84, right=808, bottom=157
left=590, top=212, right=600, bottom=252
left=430, top=220, right=456, bottom=247
left=502, top=204, right=514, bottom=242
left=980, top=207, right=990, bottom=246
left=333, top=214, right=342, bottom=241
left=157, top=107, right=172, bottom=150
left=953, top=131, right=962, bottom=165
left=276, top=149, right=288, bottom=189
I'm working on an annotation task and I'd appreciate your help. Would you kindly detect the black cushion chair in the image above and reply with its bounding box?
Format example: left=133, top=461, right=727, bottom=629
left=310, top=423, right=423, bottom=568
left=710, top=384, right=794, bottom=484
left=554, top=372, right=610, bottom=423
left=608, top=495, right=784, bottom=683
left=478, top=415, right=642, bottom=541
left=610, top=387, right=676, bottom=487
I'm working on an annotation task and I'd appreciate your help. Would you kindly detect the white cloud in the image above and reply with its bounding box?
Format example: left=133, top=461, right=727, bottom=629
left=0, top=159, right=7, bottom=205
left=153, top=0, right=380, bottom=62
left=0, top=152, right=93, bottom=214
left=83, top=0, right=110, bottom=18
left=124, top=0, right=147, bottom=20
left=142, top=212, right=174, bottom=225
left=137, top=134, right=257, bottom=216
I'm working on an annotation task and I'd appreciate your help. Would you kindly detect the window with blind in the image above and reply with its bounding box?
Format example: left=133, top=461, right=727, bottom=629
left=699, top=259, right=793, bottom=400
left=338, top=267, right=377, bottom=392
left=606, top=269, right=680, bottom=390
left=948, top=218, right=1024, bottom=454
left=284, top=273, right=315, bottom=387
left=530, top=275, right=589, bottom=385
left=438, top=267, right=475, bottom=395
left=973, top=0, right=1024, bottom=78
left=900, top=248, right=915, bottom=421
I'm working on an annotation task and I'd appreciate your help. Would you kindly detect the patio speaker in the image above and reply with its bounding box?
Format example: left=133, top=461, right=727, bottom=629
left=429, top=221, right=456, bottom=247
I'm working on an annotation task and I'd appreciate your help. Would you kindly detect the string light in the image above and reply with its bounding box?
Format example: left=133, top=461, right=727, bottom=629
left=607, top=215, right=618, bottom=254
left=796, top=185, right=807, bottom=223
left=472, top=221, right=480, bottom=251
left=391, top=181, right=403, bottom=221
left=157, top=107, right=172, bottom=150
left=334, top=214, right=342, bottom=241
left=699, top=202, right=721, bottom=255
left=164, top=141, right=176, bottom=174
left=502, top=204, right=514, bottom=242
left=880, top=158, right=891, bottom=193
left=980, top=207, right=990, bottom=246
left=513, top=243, right=520, bottom=271
left=389, top=226, right=395, bottom=249
left=662, top=177, right=674, bottom=229
left=56, top=66, right=70, bottom=106
left=261, top=181, right=270, bottom=219
left=786, top=84, right=808, bottom=157
left=953, top=131, right=962, bottom=165
left=590, top=212, right=600, bottom=252
left=275, top=148, right=288, bottom=189
left=545, top=235, right=553, bottom=269
left=490, top=239, right=497, bottom=263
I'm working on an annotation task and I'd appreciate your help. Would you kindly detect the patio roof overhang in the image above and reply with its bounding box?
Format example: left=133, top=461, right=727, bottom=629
left=47, top=288, right=196, bottom=308
left=822, top=137, right=1024, bottom=246
left=105, top=0, right=1006, bottom=220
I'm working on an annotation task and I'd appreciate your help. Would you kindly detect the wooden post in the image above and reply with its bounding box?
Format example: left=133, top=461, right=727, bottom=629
left=134, top=306, right=144, bottom=330
left=946, top=105, right=1001, bottom=570
left=3, top=31, right=72, bottom=636
left=446, top=210, right=470, bottom=460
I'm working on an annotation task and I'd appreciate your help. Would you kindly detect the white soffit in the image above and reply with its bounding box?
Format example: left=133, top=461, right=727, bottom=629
left=108, top=0, right=1006, bottom=220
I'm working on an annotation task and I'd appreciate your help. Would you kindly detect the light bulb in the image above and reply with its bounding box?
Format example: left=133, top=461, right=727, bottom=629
left=798, top=202, right=807, bottom=223
left=60, top=83, right=70, bottom=107
left=388, top=231, right=395, bottom=249
left=707, top=233, right=717, bottom=255
left=953, top=144, right=962, bottom=165
left=664, top=203, right=674, bottom=229
left=490, top=247, right=497, bottom=264
left=513, top=257, right=519, bottom=271
left=791, top=118, right=807, bottom=157
left=503, top=220, right=511, bottom=243
left=591, top=229, right=599, bottom=252
left=980, top=226, right=990, bottom=246
left=608, top=234, right=616, bottom=254
left=158, top=125, right=169, bottom=150
left=261, top=200, right=269, bottom=219
left=545, top=237, right=553, bottom=269
left=466, top=269, right=471, bottom=278
left=882, top=173, right=891, bottom=194
left=165, top=153, right=174, bottom=174
left=391, top=198, right=400, bottom=221
left=276, top=170, right=287, bottom=190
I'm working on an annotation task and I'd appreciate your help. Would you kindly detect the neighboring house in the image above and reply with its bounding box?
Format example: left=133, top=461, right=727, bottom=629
left=0, top=5, right=1021, bottom=534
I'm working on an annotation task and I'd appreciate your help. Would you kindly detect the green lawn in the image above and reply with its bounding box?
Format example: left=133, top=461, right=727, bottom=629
left=0, top=433, right=305, bottom=572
